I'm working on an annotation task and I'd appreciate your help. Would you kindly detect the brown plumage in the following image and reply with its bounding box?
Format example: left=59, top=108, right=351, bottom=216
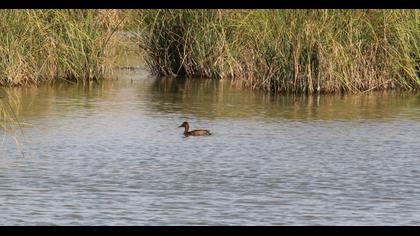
left=178, top=121, right=211, bottom=136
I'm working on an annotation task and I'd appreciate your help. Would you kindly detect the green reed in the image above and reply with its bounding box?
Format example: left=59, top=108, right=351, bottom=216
left=136, top=9, right=420, bottom=94
left=0, top=9, right=125, bottom=86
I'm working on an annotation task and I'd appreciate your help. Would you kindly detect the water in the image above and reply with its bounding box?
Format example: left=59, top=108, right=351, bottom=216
left=1, top=69, right=420, bottom=225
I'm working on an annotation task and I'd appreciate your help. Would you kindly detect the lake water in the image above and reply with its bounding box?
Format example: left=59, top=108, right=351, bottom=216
left=1, top=69, right=420, bottom=225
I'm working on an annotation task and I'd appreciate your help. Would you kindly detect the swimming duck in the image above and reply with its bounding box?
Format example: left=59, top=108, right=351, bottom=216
left=178, top=121, right=211, bottom=136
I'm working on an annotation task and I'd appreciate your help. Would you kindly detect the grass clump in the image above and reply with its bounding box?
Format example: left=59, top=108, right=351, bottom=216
left=136, top=9, right=420, bottom=94
left=0, top=9, right=125, bottom=86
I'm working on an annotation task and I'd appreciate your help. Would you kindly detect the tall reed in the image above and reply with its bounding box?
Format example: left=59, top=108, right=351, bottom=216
left=0, top=9, right=124, bottom=86
left=136, top=9, right=420, bottom=94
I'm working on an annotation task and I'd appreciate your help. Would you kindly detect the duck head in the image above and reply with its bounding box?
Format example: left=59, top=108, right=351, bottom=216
left=178, top=121, right=189, bottom=128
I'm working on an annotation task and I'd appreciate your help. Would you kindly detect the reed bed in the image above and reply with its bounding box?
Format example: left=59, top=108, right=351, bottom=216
left=0, top=9, right=125, bottom=86
left=136, top=9, right=420, bottom=94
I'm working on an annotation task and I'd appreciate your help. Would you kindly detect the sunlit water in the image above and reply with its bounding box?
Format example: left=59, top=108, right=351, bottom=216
left=1, top=69, right=420, bottom=225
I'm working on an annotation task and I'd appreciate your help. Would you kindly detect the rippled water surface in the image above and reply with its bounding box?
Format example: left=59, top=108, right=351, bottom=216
left=1, top=69, right=420, bottom=225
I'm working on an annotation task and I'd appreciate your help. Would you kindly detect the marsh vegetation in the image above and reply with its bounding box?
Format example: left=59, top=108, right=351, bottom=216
left=136, top=9, right=420, bottom=94
left=0, top=9, right=418, bottom=92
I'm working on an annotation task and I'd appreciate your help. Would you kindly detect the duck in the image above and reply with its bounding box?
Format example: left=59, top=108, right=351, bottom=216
left=178, top=121, right=211, bottom=136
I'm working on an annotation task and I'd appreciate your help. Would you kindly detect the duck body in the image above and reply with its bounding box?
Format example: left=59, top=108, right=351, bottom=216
left=185, top=130, right=212, bottom=136
left=178, top=121, right=211, bottom=136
